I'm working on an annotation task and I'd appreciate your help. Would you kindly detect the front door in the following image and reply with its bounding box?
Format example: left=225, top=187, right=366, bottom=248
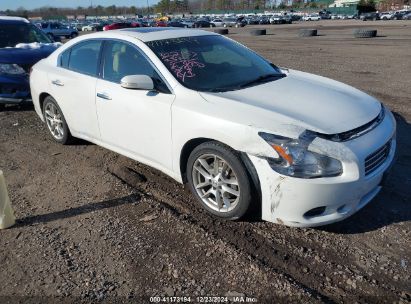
left=95, top=40, right=175, bottom=171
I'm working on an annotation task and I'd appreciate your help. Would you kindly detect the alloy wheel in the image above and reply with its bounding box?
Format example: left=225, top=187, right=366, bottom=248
left=44, top=102, right=64, bottom=140
left=192, top=154, right=240, bottom=212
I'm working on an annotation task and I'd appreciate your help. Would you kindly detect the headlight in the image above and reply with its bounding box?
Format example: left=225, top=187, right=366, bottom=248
left=0, top=64, right=26, bottom=75
left=259, top=132, right=343, bottom=178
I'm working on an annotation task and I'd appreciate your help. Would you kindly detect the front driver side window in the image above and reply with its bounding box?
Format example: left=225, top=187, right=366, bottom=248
left=101, top=41, right=158, bottom=83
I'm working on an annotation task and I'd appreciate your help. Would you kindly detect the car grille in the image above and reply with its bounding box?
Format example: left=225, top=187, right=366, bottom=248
left=365, top=140, right=391, bottom=176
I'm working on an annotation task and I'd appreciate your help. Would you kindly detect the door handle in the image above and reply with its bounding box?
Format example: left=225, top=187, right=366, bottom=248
left=51, top=79, right=64, bottom=86
left=96, top=92, right=112, bottom=100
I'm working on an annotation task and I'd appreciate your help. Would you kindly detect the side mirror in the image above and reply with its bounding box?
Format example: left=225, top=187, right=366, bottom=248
left=120, top=75, right=154, bottom=90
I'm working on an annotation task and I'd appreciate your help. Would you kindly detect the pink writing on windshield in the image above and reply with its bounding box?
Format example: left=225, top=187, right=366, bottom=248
left=160, top=51, right=205, bottom=82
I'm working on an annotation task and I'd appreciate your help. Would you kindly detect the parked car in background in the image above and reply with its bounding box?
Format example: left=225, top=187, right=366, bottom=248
left=82, top=24, right=96, bottom=31
left=391, top=11, right=408, bottom=20
left=73, top=23, right=85, bottom=31
left=360, top=12, right=380, bottom=21
left=140, top=20, right=153, bottom=27
left=302, top=14, right=321, bottom=21
left=258, top=16, right=271, bottom=24
left=290, top=14, right=301, bottom=21
left=180, top=19, right=195, bottom=28
left=193, top=20, right=215, bottom=28
left=211, top=19, right=224, bottom=27
left=319, top=11, right=332, bottom=19
left=155, top=20, right=168, bottom=27
left=0, top=16, right=61, bottom=110
left=103, top=22, right=140, bottom=31
left=404, top=12, right=411, bottom=20
left=245, top=17, right=259, bottom=25
left=40, top=22, right=78, bottom=39
left=380, top=12, right=394, bottom=20
left=222, top=17, right=246, bottom=27
left=94, top=22, right=109, bottom=31
left=167, top=21, right=189, bottom=28
left=270, top=15, right=292, bottom=24
left=30, top=28, right=396, bottom=227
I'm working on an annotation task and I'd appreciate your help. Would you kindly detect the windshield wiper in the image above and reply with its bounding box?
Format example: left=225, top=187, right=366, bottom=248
left=200, top=73, right=286, bottom=93
left=201, top=86, right=241, bottom=93
left=239, top=73, right=286, bottom=88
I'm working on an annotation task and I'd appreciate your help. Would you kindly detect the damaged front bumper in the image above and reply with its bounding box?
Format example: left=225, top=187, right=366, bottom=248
left=248, top=109, right=397, bottom=227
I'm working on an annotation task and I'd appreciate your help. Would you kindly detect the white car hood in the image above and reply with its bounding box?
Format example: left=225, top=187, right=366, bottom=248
left=199, top=69, right=381, bottom=135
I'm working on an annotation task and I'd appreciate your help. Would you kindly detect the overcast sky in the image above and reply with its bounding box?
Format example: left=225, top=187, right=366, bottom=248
left=0, top=0, right=157, bottom=10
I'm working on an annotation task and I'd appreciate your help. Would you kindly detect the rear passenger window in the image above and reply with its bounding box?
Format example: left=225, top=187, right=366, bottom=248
left=68, top=40, right=102, bottom=76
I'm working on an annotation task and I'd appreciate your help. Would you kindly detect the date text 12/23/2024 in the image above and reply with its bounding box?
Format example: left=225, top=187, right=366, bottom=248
left=149, top=296, right=258, bottom=303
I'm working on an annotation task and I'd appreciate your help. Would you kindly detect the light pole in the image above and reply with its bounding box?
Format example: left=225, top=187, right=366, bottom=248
left=146, top=0, right=150, bottom=17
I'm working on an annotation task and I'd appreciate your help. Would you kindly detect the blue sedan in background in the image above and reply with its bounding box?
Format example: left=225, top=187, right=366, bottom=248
left=0, top=16, right=60, bottom=110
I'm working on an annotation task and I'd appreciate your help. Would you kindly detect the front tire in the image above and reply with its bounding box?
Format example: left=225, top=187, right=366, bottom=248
left=43, top=96, right=72, bottom=144
left=187, top=142, right=252, bottom=220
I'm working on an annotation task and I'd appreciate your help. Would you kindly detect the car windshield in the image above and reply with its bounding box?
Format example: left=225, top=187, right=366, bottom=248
left=0, top=23, right=52, bottom=48
left=147, top=35, right=285, bottom=92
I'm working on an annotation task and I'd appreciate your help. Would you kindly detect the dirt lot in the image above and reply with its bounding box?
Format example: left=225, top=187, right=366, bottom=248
left=0, top=20, right=410, bottom=303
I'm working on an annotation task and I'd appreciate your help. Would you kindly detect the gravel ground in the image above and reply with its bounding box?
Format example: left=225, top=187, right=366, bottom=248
left=0, top=20, right=410, bottom=303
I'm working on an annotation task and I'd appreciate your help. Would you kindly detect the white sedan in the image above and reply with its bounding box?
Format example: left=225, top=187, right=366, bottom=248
left=211, top=19, right=224, bottom=27
left=30, top=28, right=396, bottom=227
left=302, top=14, right=321, bottom=21
left=81, top=24, right=95, bottom=31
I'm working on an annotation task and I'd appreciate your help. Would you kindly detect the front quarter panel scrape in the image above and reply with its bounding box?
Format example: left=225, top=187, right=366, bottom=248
left=244, top=127, right=360, bottom=226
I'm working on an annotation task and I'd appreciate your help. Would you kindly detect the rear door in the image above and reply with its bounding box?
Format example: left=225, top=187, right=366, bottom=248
left=47, top=39, right=103, bottom=140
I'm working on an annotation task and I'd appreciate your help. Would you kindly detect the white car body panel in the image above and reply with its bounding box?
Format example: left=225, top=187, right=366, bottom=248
left=48, top=69, right=101, bottom=140
left=30, top=29, right=397, bottom=227
left=95, top=78, right=175, bottom=172
left=199, top=69, right=381, bottom=135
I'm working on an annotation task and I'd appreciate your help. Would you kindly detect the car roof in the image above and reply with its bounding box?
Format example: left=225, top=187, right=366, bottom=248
left=88, top=28, right=218, bottom=42
left=0, top=16, right=30, bottom=24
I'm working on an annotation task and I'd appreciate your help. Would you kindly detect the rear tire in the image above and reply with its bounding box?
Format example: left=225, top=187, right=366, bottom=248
left=42, top=96, right=72, bottom=145
left=187, top=141, right=252, bottom=220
